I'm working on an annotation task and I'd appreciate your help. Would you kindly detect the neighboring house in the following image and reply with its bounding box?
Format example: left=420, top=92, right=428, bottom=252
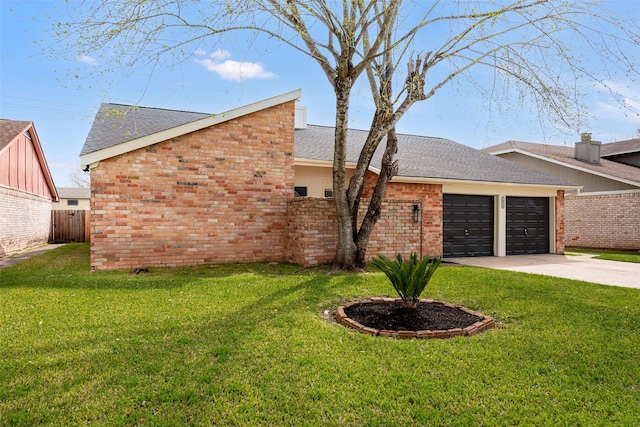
left=485, top=136, right=640, bottom=250
left=79, top=90, right=579, bottom=270
left=0, top=119, right=58, bottom=258
left=53, top=187, right=91, bottom=210
left=601, top=138, right=640, bottom=168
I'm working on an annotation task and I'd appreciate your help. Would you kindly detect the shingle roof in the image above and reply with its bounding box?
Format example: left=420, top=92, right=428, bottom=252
left=57, top=187, right=91, bottom=199
left=485, top=140, right=640, bottom=186
left=600, top=138, right=640, bottom=157
left=296, top=125, right=576, bottom=186
left=0, top=119, right=31, bottom=152
left=79, top=103, right=576, bottom=188
left=80, top=103, right=210, bottom=156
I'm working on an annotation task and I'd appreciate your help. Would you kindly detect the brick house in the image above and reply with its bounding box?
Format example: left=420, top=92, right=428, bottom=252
left=80, top=90, right=579, bottom=270
left=0, top=120, right=58, bottom=258
left=486, top=136, right=640, bottom=250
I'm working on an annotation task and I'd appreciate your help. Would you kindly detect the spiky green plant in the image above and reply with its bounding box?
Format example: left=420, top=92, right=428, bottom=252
left=370, top=253, right=442, bottom=308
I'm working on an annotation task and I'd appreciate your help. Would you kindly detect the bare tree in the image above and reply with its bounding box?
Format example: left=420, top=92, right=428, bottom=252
left=57, top=0, right=640, bottom=270
left=69, top=164, right=91, bottom=188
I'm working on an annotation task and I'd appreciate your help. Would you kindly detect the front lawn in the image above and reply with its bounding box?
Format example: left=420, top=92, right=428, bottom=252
left=566, top=247, right=640, bottom=264
left=2, top=244, right=639, bottom=426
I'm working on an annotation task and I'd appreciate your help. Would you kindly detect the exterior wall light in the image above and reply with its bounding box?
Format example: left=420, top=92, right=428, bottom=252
left=413, top=204, right=421, bottom=222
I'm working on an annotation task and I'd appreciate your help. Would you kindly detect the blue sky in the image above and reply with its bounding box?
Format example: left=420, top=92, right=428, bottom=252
left=1, top=1, right=639, bottom=188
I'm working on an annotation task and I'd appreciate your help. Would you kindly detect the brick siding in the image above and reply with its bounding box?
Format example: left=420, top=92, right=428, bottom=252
left=287, top=198, right=335, bottom=266
left=376, top=181, right=443, bottom=257
left=287, top=197, right=427, bottom=266
left=565, top=192, right=640, bottom=250
left=89, top=102, right=295, bottom=270
left=287, top=177, right=443, bottom=267
left=0, top=185, right=52, bottom=258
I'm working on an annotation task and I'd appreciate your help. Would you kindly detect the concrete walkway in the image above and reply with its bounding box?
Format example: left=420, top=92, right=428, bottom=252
left=0, top=244, right=66, bottom=269
left=446, top=253, right=640, bottom=289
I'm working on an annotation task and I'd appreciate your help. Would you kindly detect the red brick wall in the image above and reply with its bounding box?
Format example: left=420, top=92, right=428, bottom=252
left=380, top=181, right=443, bottom=257
left=287, top=197, right=425, bottom=266
left=565, top=192, right=640, bottom=250
left=287, top=198, right=337, bottom=266
left=89, top=102, right=295, bottom=270
left=287, top=177, right=443, bottom=266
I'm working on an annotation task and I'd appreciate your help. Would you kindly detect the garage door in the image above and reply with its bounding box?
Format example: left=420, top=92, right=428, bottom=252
left=506, top=197, right=549, bottom=255
left=443, top=194, right=494, bottom=257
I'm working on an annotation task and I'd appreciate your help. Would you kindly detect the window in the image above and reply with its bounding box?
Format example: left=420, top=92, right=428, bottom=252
left=67, top=200, right=79, bottom=206
left=294, top=186, right=307, bottom=197
left=324, top=189, right=334, bottom=198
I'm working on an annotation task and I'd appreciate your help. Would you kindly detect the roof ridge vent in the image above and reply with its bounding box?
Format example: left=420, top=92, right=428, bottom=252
left=575, top=133, right=601, bottom=164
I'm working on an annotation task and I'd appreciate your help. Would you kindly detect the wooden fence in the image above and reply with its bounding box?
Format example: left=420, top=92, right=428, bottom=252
left=50, top=210, right=90, bottom=243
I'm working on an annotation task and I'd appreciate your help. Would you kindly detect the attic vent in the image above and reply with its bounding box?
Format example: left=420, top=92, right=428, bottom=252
left=574, top=133, right=601, bottom=164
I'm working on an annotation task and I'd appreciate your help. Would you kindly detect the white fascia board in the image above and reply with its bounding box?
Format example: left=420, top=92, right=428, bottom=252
left=391, top=175, right=581, bottom=195
left=294, top=157, right=378, bottom=173
left=81, top=89, right=302, bottom=167
left=576, top=188, right=640, bottom=196
left=493, top=148, right=640, bottom=188
left=485, top=148, right=517, bottom=156
left=294, top=159, right=334, bottom=168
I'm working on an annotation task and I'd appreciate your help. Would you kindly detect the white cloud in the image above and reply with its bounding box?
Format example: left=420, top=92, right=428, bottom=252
left=194, top=50, right=277, bottom=82
left=76, top=54, right=98, bottom=67
left=210, top=49, right=232, bottom=60
left=193, top=49, right=207, bottom=57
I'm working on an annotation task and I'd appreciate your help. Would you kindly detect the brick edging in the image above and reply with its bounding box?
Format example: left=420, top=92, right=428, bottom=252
left=336, top=298, right=496, bottom=339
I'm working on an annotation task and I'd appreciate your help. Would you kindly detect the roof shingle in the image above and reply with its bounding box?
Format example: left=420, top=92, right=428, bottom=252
left=80, top=104, right=577, bottom=188
left=0, top=119, right=31, bottom=152
left=296, top=125, right=575, bottom=186
left=485, top=140, right=640, bottom=185
left=80, top=103, right=210, bottom=156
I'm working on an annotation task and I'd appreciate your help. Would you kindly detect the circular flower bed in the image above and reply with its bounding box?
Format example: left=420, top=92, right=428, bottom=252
left=336, top=297, right=495, bottom=339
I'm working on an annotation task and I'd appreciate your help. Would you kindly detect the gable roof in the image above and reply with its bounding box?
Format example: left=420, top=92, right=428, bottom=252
left=485, top=140, right=640, bottom=188
left=80, top=105, right=210, bottom=157
left=296, top=125, right=578, bottom=188
left=600, top=138, right=640, bottom=157
left=0, top=119, right=58, bottom=201
left=57, top=187, right=91, bottom=199
left=80, top=89, right=302, bottom=167
left=78, top=92, right=577, bottom=190
left=0, top=120, right=32, bottom=152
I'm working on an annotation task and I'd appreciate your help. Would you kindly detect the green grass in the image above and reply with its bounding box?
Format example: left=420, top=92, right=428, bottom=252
left=1, top=243, right=639, bottom=426
left=566, top=247, right=640, bottom=264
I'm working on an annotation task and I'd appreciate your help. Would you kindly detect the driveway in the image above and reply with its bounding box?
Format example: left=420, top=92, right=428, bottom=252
left=446, top=253, right=640, bottom=289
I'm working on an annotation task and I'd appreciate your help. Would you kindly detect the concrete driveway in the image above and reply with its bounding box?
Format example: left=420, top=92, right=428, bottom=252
left=446, top=253, right=640, bottom=289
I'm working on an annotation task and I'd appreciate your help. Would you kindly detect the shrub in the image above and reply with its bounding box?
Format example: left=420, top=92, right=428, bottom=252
left=370, top=253, right=442, bottom=308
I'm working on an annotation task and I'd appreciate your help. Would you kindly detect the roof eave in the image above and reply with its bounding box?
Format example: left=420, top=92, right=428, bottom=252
left=81, top=89, right=302, bottom=168
left=22, top=122, right=59, bottom=201
left=391, top=175, right=581, bottom=191
left=295, top=158, right=580, bottom=192
left=488, top=147, right=640, bottom=189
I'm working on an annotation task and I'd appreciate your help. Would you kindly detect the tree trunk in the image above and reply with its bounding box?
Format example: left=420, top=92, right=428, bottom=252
left=332, top=77, right=358, bottom=270
left=354, top=127, right=399, bottom=266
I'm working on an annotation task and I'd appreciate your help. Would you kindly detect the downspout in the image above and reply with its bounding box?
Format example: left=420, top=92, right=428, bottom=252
left=419, top=200, right=424, bottom=258
left=418, top=200, right=424, bottom=259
